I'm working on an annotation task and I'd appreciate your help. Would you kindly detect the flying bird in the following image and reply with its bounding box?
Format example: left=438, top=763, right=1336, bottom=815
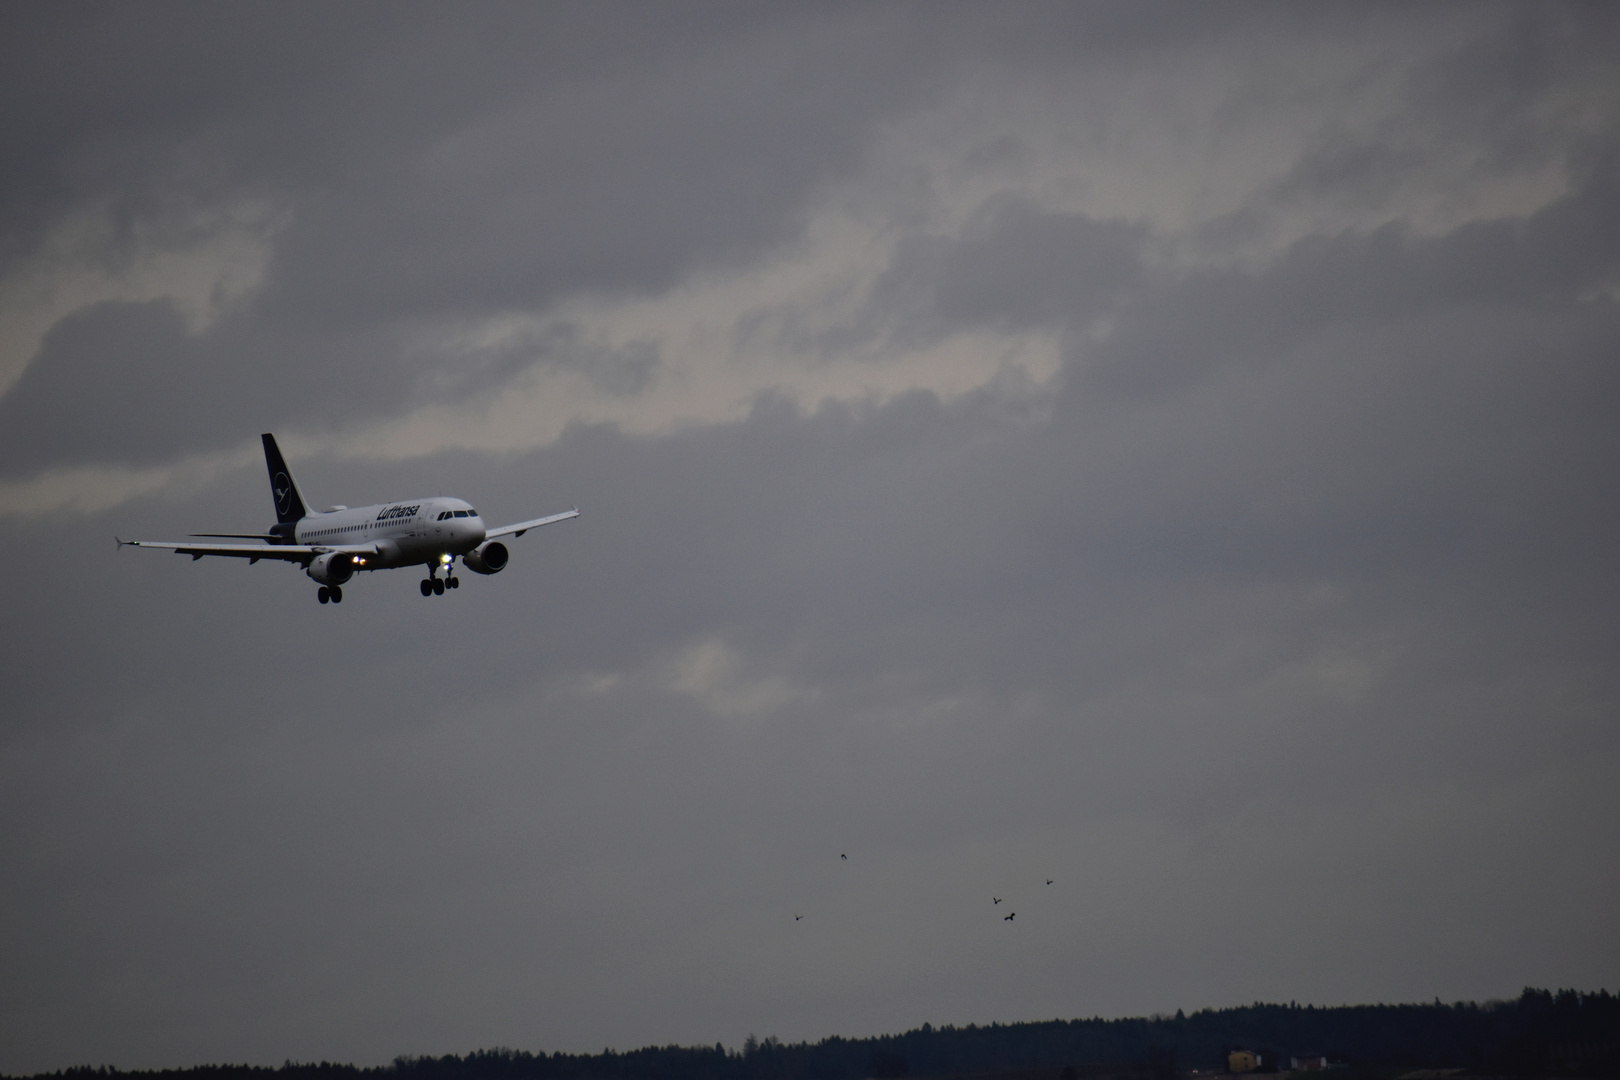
left=1004, top=912, right=1016, bottom=921
left=993, top=897, right=1002, bottom=904
left=1046, top=879, right=1054, bottom=885
left=794, top=914, right=803, bottom=921
left=841, top=854, right=847, bottom=860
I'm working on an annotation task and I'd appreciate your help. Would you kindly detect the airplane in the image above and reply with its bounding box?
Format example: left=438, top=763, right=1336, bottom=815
left=118, top=433, right=578, bottom=604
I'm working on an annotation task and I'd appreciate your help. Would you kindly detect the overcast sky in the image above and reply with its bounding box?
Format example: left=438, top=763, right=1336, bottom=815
left=2, top=2, right=1618, bottom=1074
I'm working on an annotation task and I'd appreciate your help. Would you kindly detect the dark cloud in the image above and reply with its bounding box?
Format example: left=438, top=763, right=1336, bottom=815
left=0, top=301, right=218, bottom=470
left=870, top=200, right=1148, bottom=343
left=4, top=322, right=1615, bottom=1061
left=1406, top=3, right=1620, bottom=172
left=0, top=300, right=428, bottom=475
left=2, top=3, right=1619, bottom=1075
left=0, top=4, right=955, bottom=465
left=1084, top=159, right=1620, bottom=402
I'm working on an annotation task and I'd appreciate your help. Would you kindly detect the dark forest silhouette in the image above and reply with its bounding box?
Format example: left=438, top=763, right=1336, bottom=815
left=11, top=989, right=1617, bottom=1080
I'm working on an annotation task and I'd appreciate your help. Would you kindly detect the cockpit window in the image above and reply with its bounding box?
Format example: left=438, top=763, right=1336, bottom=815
left=468, top=509, right=478, bottom=517
left=453, top=510, right=467, bottom=518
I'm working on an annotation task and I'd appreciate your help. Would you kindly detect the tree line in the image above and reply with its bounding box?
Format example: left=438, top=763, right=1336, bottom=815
left=13, top=988, right=1617, bottom=1080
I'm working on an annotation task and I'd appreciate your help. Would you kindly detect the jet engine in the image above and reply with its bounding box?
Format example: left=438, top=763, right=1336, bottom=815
left=462, top=540, right=509, bottom=575
left=306, top=552, right=358, bottom=585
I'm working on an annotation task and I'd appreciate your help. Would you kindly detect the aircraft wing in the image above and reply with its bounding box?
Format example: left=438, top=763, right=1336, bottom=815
left=483, top=507, right=579, bottom=540
left=117, top=539, right=380, bottom=564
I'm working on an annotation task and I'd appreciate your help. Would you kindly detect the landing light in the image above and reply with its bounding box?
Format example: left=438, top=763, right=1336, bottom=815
left=440, top=553, right=452, bottom=564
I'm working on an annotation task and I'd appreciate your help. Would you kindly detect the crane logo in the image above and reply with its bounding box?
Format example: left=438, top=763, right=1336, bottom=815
left=273, top=472, right=293, bottom=517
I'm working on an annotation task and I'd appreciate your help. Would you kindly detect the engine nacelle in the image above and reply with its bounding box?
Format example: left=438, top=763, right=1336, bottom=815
left=462, top=540, right=509, bottom=575
left=306, top=552, right=358, bottom=586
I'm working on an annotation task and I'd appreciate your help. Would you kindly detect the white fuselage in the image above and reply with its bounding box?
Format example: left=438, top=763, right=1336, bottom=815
left=293, top=497, right=486, bottom=569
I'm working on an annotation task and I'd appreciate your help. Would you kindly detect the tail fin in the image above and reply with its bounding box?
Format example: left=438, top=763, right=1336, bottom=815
left=261, top=433, right=309, bottom=524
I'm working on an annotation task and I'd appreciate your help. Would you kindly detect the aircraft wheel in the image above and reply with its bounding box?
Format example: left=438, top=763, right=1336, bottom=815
left=330, top=586, right=343, bottom=603
left=318, top=587, right=330, bottom=604
left=420, top=579, right=433, bottom=597
left=433, top=578, right=445, bottom=596
left=448, top=576, right=459, bottom=589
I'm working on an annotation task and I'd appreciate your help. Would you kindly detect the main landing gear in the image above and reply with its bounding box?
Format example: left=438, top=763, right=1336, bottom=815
left=317, top=585, right=343, bottom=604
left=420, top=573, right=459, bottom=597
left=421, top=553, right=460, bottom=597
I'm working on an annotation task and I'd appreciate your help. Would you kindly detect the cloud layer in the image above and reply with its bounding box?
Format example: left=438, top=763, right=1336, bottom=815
left=1, top=3, right=1618, bottom=1075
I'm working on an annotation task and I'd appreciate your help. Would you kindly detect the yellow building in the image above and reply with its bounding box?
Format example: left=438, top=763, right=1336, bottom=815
left=1229, top=1051, right=1261, bottom=1073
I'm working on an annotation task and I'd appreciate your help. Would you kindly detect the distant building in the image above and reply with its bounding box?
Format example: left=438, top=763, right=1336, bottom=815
left=1290, top=1056, right=1327, bottom=1071
left=1229, top=1051, right=1261, bottom=1073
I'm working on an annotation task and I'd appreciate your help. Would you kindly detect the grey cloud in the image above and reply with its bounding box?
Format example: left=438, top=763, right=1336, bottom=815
left=0, top=300, right=424, bottom=475
left=869, top=200, right=1148, bottom=344
left=3, top=4, right=1620, bottom=1074
left=1082, top=159, right=1620, bottom=402
left=4, top=328, right=1618, bottom=1067
left=1405, top=3, right=1620, bottom=171
left=0, top=301, right=236, bottom=473
left=0, top=3, right=1396, bottom=468
left=1267, top=141, right=1433, bottom=211
left=1, top=4, right=960, bottom=467
left=11, top=4, right=1609, bottom=473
